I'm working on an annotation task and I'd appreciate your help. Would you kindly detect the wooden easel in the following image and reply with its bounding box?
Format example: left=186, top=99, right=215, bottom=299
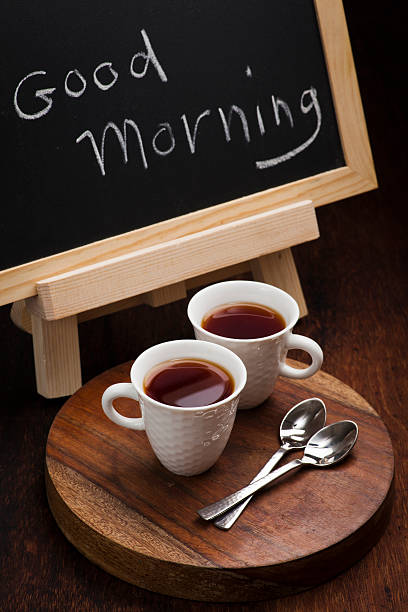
left=3, top=0, right=378, bottom=399
left=10, top=200, right=318, bottom=398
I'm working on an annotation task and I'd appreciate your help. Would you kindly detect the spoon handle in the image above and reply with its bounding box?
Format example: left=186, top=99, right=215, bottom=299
left=197, top=458, right=302, bottom=521
left=213, top=445, right=289, bottom=529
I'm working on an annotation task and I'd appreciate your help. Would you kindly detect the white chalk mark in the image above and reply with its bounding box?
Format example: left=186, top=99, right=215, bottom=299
left=14, top=71, right=55, bottom=120
left=152, top=122, right=175, bottom=156
left=181, top=110, right=211, bottom=154
left=130, top=29, right=168, bottom=82
left=76, top=119, right=148, bottom=176
left=256, top=87, right=321, bottom=169
left=93, top=62, right=118, bottom=91
left=218, top=105, right=250, bottom=143
left=64, top=69, right=87, bottom=98
left=271, top=95, right=294, bottom=128
left=256, top=104, right=265, bottom=135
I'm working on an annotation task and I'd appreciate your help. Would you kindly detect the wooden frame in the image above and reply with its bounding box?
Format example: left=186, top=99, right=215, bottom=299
left=0, top=0, right=376, bottom=308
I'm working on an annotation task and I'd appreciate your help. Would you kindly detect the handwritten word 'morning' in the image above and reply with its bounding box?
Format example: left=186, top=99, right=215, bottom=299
left=76, top=87, right=321, bottom=176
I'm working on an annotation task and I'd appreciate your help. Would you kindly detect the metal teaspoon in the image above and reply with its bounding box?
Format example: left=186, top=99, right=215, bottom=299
left=198, top=420, right=358, bottom=521
left=213, top=397, right=327, bottom=530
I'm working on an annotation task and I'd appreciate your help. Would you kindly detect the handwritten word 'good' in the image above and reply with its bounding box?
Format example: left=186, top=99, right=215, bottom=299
left=13, top=29, right=166, bottom=120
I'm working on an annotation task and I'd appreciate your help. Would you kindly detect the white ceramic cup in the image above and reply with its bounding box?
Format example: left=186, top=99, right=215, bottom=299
left=187, top=280, right=323, bottom=410
left=101, top=339, right=247, bottom=476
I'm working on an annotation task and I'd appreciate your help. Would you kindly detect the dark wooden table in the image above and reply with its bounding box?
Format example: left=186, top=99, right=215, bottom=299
left=1, top=2, right=407, bottom=610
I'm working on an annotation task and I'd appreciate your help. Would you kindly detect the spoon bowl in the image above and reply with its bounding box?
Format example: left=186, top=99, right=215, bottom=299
left=302, top=420, right=359, bottom=466
left=198, top=420, right=359, bottom=521
left=280, top=398, right=327, bottom=448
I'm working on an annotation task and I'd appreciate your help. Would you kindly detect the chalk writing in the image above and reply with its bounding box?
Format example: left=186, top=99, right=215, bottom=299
left=129, top=29, right=168, bottom=82
left=76, top=121, right=148, bottom=176
left=13, top=29, right=166, bottom=120
left=152, top=123, right=175, bottom=156
left=181, top=111, right=211, bottom=154
left=65, top=69, right=86, bottom=98
left=93, top=62, right=119, bottom=91
left=14, top=71, right=55, bottom=120
left=256, top=88, right=321, bottom=169
left=218, top=105, right=251, bottom=144
left=13, top=29, right=322, bottom=177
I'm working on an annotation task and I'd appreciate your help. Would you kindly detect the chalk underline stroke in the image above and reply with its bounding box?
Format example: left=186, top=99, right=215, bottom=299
left=256, top=87, right=321, bottom=170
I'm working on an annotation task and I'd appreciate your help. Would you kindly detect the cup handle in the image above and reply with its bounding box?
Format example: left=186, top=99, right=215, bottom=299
left=278, top=334, right=323, bottom=380
left=101, top=383, right=145, bottom=430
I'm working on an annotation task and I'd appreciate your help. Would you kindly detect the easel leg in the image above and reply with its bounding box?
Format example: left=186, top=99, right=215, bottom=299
left=11, top=280, right=186, bottom=399
left=31, top=313, right=82, bottom=398
left=250, top=249, right=308, bottom=317
left=144, top=281, right=187, bottom=307
left=10, top=300, right=32, bottom=333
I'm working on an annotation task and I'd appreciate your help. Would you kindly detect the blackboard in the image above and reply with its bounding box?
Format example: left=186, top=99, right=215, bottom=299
left=0, top=0, right=375, bottom=305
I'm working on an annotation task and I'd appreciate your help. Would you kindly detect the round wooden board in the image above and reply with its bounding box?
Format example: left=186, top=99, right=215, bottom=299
left=45, top=360, right=394, bottom=602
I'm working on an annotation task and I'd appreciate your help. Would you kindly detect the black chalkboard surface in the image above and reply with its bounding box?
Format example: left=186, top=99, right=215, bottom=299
left=1, top=0, right=344, bottom=271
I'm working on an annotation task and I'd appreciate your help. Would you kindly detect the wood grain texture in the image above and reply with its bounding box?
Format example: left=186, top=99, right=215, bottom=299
left=31, top=313, right=82, bottom=398
left=29, top=201, right=318, bottom=320
left=11, top=257, right=304, bottom=336
left=10, top=299, right=32, bottom=333
left=144, top=282, right=187, bottom=308
left=315, top=0, right=376, bottom=182
left=45, top=361, right=393, bottom=601
left=10, top=264, right=253, bottom=333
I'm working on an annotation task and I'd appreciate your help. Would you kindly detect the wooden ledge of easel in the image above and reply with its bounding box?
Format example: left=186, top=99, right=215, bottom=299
left=16, top=249, right=309, bottom=398
left=25, top=200, right=318, bottom=322
left=16, top=250, right=311, bottom=399
left=12, top=249, right=308, bottom=337
left=15, top=200, right=317, bottom=398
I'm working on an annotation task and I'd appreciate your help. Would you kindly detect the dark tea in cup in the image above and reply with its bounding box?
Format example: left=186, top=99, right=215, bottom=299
left=143, top=358, right=234, bottom=408
left=102, top=339, right=246, bottom=475
left=202, top=302, right=286, bottom=339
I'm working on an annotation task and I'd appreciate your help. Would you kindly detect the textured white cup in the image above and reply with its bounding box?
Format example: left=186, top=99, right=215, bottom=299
left=187, top=281, right=323, bottom=410
left=101, top=340, right=246, bottom=476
